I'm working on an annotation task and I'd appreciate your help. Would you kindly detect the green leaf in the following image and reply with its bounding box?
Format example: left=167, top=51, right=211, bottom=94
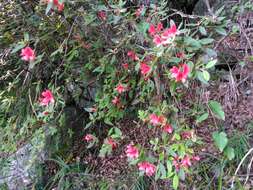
left=215, top=27, right=227, bottom=36
left=196, top=112, right=209, bottom=123
left=104, top=118, right=113, bottom=126
left=110, top=127, right=122, bottom=139
left=205, top=48, right=217, bottom=57
left=206, top=59, right=217, bottom=69
left=159, top=163, right=167, bottom=179
left=212, top=131, right=228, bottom=152
left=137, top=21, right=150, bottom=34
left=173, top=174, right=179, bottom=190
left=208, top=100, right=225, bottom=120
left=178, top=169, right=185, bottom=180
left=196, top=71, right=209, bottom=84
left=166, top=160, right=172, bottom=175
left=224, top=146, right=235, bottom=160
left=202, top=70, right=210, bottom=81
left=200, top=38, right=214, bottom=45
left=199, top=26, right=207, bottom=36
left=11, top=43, right=26, bottom=54
left=24, top=33, right=29, bottom=41
left=138, top=110, right=147, bottom=120
left=185, top=37, right=201, bottom=49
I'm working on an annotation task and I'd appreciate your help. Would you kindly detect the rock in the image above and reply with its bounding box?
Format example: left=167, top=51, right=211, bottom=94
left=0, top=105, right=87, bottom=190
left=0, top=126, right=57, bottom=190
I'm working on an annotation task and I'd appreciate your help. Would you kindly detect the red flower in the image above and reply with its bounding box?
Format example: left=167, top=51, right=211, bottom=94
left=57, top=2, right=64, bottom=12
left=176, top=52, right=185, bottom=59
left=140, top=62, right=151, bottom=76
left=173, top=156, right=181, bottom=171
left=149, top=114, right=161, bottom=126
left=170, top=64, right=190, bottom=82
left=125, top=144, right=139, bottom=159
left=153, top=35, right=163, bottom=46
left=138, top=161, right=156, bottom=176
left=43, top=111, right=50, bottom=115
left=148, top=24, right=156, bottom=36
left=181, top=130, right=194, bottom=140
left=84, top=134, right=94, bottom=142
left=91, top=107, right=97, bottom=112
left=48, top=0, right=64, bottom=12
left=149, top=21, right=178, bottom=46
left=162, top=24, right=177, bottom=38
left=106, top=138, right=117, bottom=149
left=181, top=155, right=192, bottom=168
left=163, top=124, right=173, bottom=134
left=20, top=47, right=36, bottom=62
left=98, top=10, right=107, bottom=21
left=122, top=63, right=129, bottom=69
left=156, top=22, right=164, bottom=32
left=148, top=23, right=163, bottom=36
left=39, top=90, right=54, bottom=106
left=115, top=84, right=126, bottom=94
left=112, top=96, right=120, bottom=105
left=127, top=50, right=139, bottom=61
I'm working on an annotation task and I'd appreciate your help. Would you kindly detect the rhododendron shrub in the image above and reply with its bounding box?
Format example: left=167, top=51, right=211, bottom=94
left=4, top=0, right=228, bottom=189
left=82, top=2, right=224, bottom=187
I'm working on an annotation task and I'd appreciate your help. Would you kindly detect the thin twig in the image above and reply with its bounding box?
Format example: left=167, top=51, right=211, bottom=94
left=170, top=9, right=204, bottom=19
left=244, top=153, right=253, bottom=185
left=231, top=147, right=253, bottom=188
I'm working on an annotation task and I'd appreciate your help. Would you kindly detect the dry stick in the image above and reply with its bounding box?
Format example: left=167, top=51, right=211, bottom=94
left=170, top=9, right=203, bottom=19
left=240, top=24, right=253, bottom=55
left=231, top=147, right=253, bottom=188
left=28, top=88, right=38, bottom=118
left=244, top=153, right=253, bottom=186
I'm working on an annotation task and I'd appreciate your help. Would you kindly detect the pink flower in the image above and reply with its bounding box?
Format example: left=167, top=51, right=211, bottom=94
left=149, top=114, right=161, bottom=126
left=20, top=47, right=36, bottom=62
left=170, top=64, right=190, bottom=82
left=140, top=62, right=151, bottom=76
left=115, top=84, right=126, bottom=94
left=149, top=22, right=178, bottom=46
left=125, top=144, right=139, bottom=159
left=112, top=96, right=120, bottom=105
left=148, top=23, right=163, bottom=36
left=176, top=52, right=185, bottom=59
left=127, top=50, right=139, bottom=61
left=148, top=24, right=156, bottom=36
left=106, top=138, right=117, bottom=149
left=173, top=157, right=181, bottom=171
left=98, top=10, right=107, bottom=21
left=83, top=134, right=94, bottom=142
left=162, top=24, right=177, bottom=38
left=181, top=155, right=192, bottom=168
left=156, top=22, right=164, bottom=32
left=138, top=161, right=156, bottom=176
left=163, top=124, right=173, bottom=134
left=153, top=35, right=163, bottom=46
left=39, top=90, right=54, bottom=106
left=57, top=2, right=64, bottom=12
left=122, top=63, right=129, bottom=69
left=192, top=155, right=200, bottom=161
left=48, top=0, right=64, bottom=12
